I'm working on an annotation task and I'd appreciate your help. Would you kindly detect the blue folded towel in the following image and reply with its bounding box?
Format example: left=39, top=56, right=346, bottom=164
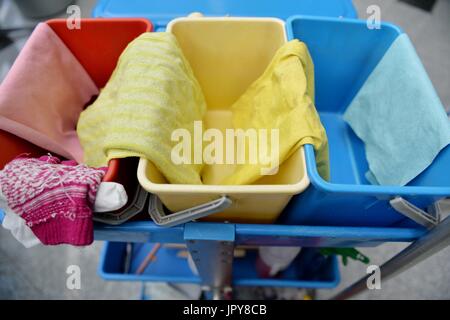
left=344, top=34, right=450, bottom=186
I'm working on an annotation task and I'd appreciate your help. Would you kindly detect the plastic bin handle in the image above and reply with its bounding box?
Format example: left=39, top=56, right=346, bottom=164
left=389, top=197, right=440, bottom=229
left=148, top=194, right=232, bottom=227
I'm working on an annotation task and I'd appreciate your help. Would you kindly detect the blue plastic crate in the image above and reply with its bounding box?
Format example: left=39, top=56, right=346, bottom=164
left=282, top=16, right=450, bottom=227
left=99, top=241, right=340, bottom=289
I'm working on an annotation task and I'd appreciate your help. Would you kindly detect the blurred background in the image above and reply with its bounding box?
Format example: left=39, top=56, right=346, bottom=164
left=0, top=0, right=449, bottom=299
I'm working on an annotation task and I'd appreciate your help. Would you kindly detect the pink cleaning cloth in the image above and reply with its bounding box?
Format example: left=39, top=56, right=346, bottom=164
left=0, top=23, right=99, bottom=163
left=0, top=155, right=107, bottom=246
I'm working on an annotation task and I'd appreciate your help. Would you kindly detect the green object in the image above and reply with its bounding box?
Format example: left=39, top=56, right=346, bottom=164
left=320, top=248, right=370, bottom=266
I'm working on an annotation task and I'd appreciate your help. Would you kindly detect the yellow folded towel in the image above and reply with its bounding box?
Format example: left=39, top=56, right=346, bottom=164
left=221, top=40, right=329, bottom=184
left=77, top=32, right=207, bottom=184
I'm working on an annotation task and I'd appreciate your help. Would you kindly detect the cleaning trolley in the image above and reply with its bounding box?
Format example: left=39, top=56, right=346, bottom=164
left=0, top=0, right=449, bottom=300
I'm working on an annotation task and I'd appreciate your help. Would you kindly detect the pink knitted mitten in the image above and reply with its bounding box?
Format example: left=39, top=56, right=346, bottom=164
left=0, top=155, right=106, bottom=245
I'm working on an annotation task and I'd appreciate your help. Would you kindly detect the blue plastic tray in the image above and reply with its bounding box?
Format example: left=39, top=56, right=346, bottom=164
left=282, top=16, right=450, bottom=228
left=99, top=241, right=340, bottom=289
left=93, top=0, right=357, bottom=30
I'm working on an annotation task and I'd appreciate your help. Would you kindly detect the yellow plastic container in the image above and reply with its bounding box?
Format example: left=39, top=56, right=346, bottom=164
left=137, top=16, right=310, bottom=224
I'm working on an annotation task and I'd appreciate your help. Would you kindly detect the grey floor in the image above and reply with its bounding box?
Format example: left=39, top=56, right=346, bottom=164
left=0, top=0, right=449, bottom=300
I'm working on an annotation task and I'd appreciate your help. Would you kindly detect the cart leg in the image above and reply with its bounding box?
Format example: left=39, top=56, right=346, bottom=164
left=184, top=223, right=235, bottom=300
left=140, top=282, right=150, bottom=300
left=331, top=214, right=450, bottom=300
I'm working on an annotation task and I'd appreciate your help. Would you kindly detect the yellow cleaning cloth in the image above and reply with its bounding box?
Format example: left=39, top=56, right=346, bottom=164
left=221, top=40, right=329, bottom=185
left=77, top=32, right=207, bottom=184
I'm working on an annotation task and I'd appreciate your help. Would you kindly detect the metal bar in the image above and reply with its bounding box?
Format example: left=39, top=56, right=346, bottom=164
left=148, top=194, right=232, bottom=227
left=389, top=197, right=439, bottom=229
left=235, top=224, right=424, bottom=247
left=184, top=223, right=235, bottom=299
left=93, top=221, right=185, bottom=243
left=332, top=214, right=450, bottom=300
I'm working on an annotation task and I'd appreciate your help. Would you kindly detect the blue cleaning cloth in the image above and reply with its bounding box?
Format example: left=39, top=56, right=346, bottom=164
left=344, top=34, right=450, bottom=186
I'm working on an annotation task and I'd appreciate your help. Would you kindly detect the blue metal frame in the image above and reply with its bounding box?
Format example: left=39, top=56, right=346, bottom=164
left=94, top=221, right=425, bottom=247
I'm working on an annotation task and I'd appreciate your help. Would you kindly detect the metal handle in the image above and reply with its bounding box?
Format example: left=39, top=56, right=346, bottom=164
left=148, top=195, right=232, bottom=227
left=390, top=197, right=440, bottom=229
